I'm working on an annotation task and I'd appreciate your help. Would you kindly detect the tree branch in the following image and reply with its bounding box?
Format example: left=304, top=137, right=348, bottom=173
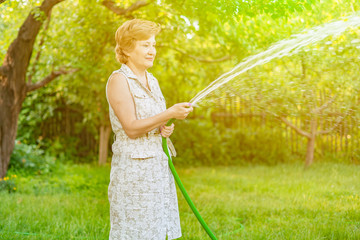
left=306, top=65, right=322, bottom=79
left=316, top=110, right=350, bottom=135
left=281, top=59, right=302, bottom=78
left=158, top=44, right=231, bottom=63
left=28, top=9, right=53, bottom=85
left=26, top=67, right=79, bottom=92
left=312, top=94, right=337, bottom=114
left=224, top=87, right=313, bottom=140
left=279, top=116, right=312, bottom=139
left=102, top=0, right=153, bottom=18
left=0, top=0, right=7, bottom=4
left=301, top=57, right=306, bottom=79
left=2, top=0, right=65, bottom=88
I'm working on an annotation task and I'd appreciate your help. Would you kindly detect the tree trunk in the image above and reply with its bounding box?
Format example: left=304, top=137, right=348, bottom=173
left=305, top=118, right=317, bottom=168
left=0, top=0, right=64, bottom=178
left=0, top=90, right=24, bottom=178
left=305, top=135, right=316, bottom=168
left=98, top=125, right=111, bottom=165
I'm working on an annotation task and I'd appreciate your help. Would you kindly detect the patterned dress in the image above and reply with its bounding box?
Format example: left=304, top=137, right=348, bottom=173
left=105, top=64, right=182, bottom=240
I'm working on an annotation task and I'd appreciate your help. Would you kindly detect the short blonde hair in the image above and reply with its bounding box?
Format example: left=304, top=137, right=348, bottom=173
left=115, top=19, right=161, bottom=64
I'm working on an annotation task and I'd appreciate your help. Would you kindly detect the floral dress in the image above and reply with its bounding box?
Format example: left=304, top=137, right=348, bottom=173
left=105, top=64, right=182, bottom=240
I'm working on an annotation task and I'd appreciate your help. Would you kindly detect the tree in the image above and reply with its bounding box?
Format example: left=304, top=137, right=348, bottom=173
left=188, top=0, right=360, bottom=167
left=0, top=0, right=75, bottom=178
left=215, top=29, right=360, bottom=167
left=1, top=0, right=319, bottom=175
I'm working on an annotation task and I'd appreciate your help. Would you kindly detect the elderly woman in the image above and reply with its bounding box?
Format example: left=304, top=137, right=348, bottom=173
left=105, top=19, right=193, bottom=240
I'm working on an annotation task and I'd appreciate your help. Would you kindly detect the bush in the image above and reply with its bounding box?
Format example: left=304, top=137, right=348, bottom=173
left=0, top=175, right=17, bottom=193
left=9, top=140, right=61, bottom=176
left=171, top=119, right=296, bottom=166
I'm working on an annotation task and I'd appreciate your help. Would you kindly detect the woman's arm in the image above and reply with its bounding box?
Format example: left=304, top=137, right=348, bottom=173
left=107, top=72, right=192, bottom=139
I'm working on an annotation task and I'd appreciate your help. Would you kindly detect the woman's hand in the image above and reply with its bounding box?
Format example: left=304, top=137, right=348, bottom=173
left=160, top=102, right=192, bottom=138
left=168, top=102, right=193, bottom=120
left=160, top=123, right=175, bottom=138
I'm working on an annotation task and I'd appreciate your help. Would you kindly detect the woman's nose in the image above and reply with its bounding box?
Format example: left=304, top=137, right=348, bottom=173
left=149, top=46, right=156, bottom=55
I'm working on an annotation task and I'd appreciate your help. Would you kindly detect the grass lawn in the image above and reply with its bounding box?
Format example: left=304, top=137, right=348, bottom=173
left=0, top=162, right=359, bottom=239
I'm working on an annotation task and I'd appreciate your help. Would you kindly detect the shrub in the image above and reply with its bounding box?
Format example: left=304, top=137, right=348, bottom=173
left=0, top=175, right=17, bottom=193
left=171, top=119, right=295, bottom=166
left=9, top=140, right=60, bottom=176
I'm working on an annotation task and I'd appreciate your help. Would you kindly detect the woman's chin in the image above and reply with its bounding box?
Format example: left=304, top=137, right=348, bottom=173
left=146, top=62, right=154, bottom=68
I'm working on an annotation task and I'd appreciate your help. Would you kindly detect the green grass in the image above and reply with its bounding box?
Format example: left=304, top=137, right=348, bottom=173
left=0, top=162, right=359, bottom=239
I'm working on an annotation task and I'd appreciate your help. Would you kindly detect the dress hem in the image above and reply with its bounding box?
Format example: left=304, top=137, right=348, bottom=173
left=167, top=233, right=182, bottom=240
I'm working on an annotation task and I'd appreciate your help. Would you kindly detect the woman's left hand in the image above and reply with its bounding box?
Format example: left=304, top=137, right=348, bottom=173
left=160, top=123, right=174, bottom=138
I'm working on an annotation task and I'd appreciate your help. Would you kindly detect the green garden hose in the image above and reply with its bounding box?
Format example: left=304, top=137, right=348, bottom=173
left=162, top=118, right=218, bottom=240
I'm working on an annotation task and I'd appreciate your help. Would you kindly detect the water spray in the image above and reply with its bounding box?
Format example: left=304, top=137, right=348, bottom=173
left=164, top=12, right=360, bottom=239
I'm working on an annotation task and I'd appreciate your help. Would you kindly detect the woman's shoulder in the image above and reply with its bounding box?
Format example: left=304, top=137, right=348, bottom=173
left=109, top=68, right=126, bottom=78
left=108, top=71, right=127, bottom=86
left=111, top=68, right=124, bottom=75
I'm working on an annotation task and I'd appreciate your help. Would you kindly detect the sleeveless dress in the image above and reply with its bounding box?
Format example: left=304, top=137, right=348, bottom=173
left=105, top=64, right=182, bottom=240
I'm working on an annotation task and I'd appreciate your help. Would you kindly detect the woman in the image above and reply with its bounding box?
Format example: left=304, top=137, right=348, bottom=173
left=105, top=19, right=193, bottom=240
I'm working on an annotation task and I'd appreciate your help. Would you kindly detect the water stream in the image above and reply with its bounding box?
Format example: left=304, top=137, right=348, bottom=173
left=190, top=13, right=360, bottom=107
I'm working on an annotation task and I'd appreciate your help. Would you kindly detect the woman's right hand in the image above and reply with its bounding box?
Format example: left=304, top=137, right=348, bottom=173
left=168, top=102, right=193, bottom=120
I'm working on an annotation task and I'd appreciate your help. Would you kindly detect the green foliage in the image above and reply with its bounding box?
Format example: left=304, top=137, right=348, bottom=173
left=40, top=136, right=84, bottom=163
left=17, top=90, right=98, bottom=162
left=30, top=6, right=46, bottom=22
left=172, top=118, right=295, bottom=166
left=2, top=0, right=360, bottom=165
left=0, top=175, right=17, bottom=193
left=9, top=140, right=60, bottom=176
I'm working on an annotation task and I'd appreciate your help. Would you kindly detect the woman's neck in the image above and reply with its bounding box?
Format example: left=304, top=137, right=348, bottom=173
left=125, top=62, right=146, bottom=79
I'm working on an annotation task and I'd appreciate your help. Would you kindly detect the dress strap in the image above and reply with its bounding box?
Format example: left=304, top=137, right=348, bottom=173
left=118, top=69, right=136, bottom=106
left=105, top=70, right=134, bottom=103
left=105, top=70, right=120, bottom=103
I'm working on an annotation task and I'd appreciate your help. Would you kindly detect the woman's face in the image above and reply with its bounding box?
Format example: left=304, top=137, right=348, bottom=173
left=126, top=35, right=156, bottom=70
